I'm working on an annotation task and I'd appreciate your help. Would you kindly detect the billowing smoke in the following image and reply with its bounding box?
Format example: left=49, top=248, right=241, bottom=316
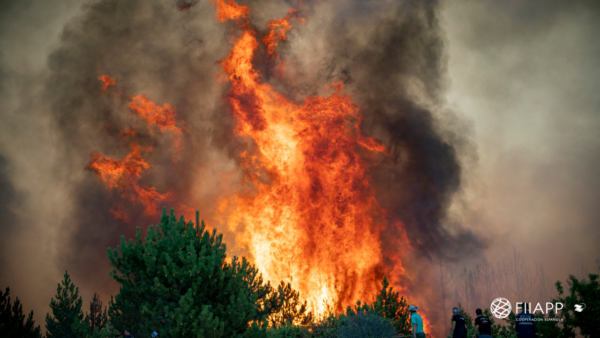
left=304, top=0, right=485, bottom=257
left=285, top=1, right=485, bottom=330
left=8, top=1, right=599, bottom=337
left=2, top=0, right=478, bottom=335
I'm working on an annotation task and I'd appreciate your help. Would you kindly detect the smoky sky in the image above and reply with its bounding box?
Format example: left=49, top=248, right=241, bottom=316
left=1, top=0, right=600, bottom=336
left=443, top=0, right=600, bottom=278
left=318, top=0, right=485, bottom=259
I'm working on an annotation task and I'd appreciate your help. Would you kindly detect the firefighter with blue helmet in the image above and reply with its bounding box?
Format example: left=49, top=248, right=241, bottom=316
left=515, top=303, right=537, bottom=338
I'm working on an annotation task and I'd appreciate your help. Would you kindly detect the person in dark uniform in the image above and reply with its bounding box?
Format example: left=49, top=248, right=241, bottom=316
left=473, top=308, right=492, bottom=338
left=123, top=329, right=134, bottom=338
left=515, top=303, right=537, bottom=338
left=450, top=307, right=468, bottom=338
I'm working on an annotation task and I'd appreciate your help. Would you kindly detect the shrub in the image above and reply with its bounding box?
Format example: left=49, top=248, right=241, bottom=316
left=267, top=324, right=310, bottom=338
left=337, top=311, right=396, bottom=338
left=308, top=313, right=345, bottom=338
left=345, top=277, right=410, bottom=335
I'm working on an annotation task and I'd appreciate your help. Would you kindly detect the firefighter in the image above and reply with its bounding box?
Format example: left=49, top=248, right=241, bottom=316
left=450, top=307, right=467, bottom=338
left=515, top=303, right=538, bottom=338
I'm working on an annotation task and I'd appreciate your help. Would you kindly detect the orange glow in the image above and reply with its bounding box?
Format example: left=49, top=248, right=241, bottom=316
left=211, top=0, right=249, bottom=23
left=86, top=144, right=170, bottom=217
left=128, top=94, right=184, bottom=161
left=88, top=1, right=416, bottom=327
left=213, top=0, right=407, bottom=316
left=99, top=75, right=115, bottom=93
left=262, top=9, right=304, bottom=77
left=118, top=127, right=137, bottom=139
left=422, top=314, right=432, bottom=336
left=88, top=77, right=192, bottom=222
left=128, top=95, right=182, bottom=136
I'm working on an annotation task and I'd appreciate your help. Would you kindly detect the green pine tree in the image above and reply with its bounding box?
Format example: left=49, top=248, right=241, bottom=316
left=0, top=287, right=42, bottom=338
left=370, top=277, right=410, bottom=335
left=107, top=208, right=281, bottom=337
left=344, top=277, right=411, bottom=335
left=71, top=292, right=112, bottom=338
left=45, top=271, right=86, bottom=338
left=268, top=281, right=313, bottom=328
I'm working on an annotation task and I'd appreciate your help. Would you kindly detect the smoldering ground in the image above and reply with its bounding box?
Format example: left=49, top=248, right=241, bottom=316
left=1, top=0, right=599, bottom=337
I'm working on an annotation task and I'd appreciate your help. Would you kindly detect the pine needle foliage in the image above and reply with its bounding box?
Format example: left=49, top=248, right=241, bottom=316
left=45, top=271, right=85, bottom=338
left=0, top=287, right=42, bottom=338
left=107, top=208, right=279, bottom=338
left=345, top=277, right=410, bottom=335
left=268, top=282, right=313, bottom=328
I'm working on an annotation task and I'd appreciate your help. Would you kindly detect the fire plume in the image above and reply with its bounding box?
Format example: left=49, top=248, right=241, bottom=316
left=86, top=1, right=422, bottom=329
left=87, top=77, right=192, bottom=221
left=263, top=9, right=304, bottom=76
left=86, top=144, right=171, bottom=218
left=128, top=94, right=184, bottom=159
left=99, top=75, right=115, bottom=93
left=213, top=0, right=405, bottom=315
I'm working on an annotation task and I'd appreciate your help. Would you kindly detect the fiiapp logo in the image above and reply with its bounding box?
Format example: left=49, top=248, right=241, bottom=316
left=490, top=298, right=512, bottom=319
left=490, top=298, right=565, bottom=319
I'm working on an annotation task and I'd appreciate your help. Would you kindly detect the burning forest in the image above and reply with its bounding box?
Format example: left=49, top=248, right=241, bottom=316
left=52, top=0, right=464, bottom=333
left=10, top=0, right=600, bottom=337
left=86, top=0, right=422, bottom=319
left=34, top=0, right=474, bottom=335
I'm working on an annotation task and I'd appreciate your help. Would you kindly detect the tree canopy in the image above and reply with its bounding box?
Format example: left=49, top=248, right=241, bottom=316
left=107, top=209, right=286, bottom=337
left=0, top=287, right=42, bottom=338
left=45, top=271, right=85, bottom=338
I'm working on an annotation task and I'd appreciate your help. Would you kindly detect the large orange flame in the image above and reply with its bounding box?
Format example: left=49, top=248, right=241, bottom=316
left=213, top=0, right=404, bottom=315
left=87, top=4, right=428, bottom=331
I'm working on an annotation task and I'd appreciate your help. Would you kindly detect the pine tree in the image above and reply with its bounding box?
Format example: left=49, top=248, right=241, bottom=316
left=268, top=281, right=313, bottom=328
left=345, top=277, right=411, bottom=335
left=88, top=293, right=108, bottom=332
left=107, top=208, right=282, bottom=337
left=0, top=287, right=42, bottom=338
left=45, top=271, right=86, bottom=338
left=370, top=277, right=410, bottom=335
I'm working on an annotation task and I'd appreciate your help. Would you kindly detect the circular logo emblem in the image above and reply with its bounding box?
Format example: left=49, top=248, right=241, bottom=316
left=491, top=298, right=511, bottom=319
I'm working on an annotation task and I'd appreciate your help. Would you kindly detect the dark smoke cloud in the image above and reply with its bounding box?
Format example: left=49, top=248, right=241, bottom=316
left=276, top=1, right=483, bottom=333
left=275, top=0, right=484, bottom=257
left=41, top=0, right=235, bottom=300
